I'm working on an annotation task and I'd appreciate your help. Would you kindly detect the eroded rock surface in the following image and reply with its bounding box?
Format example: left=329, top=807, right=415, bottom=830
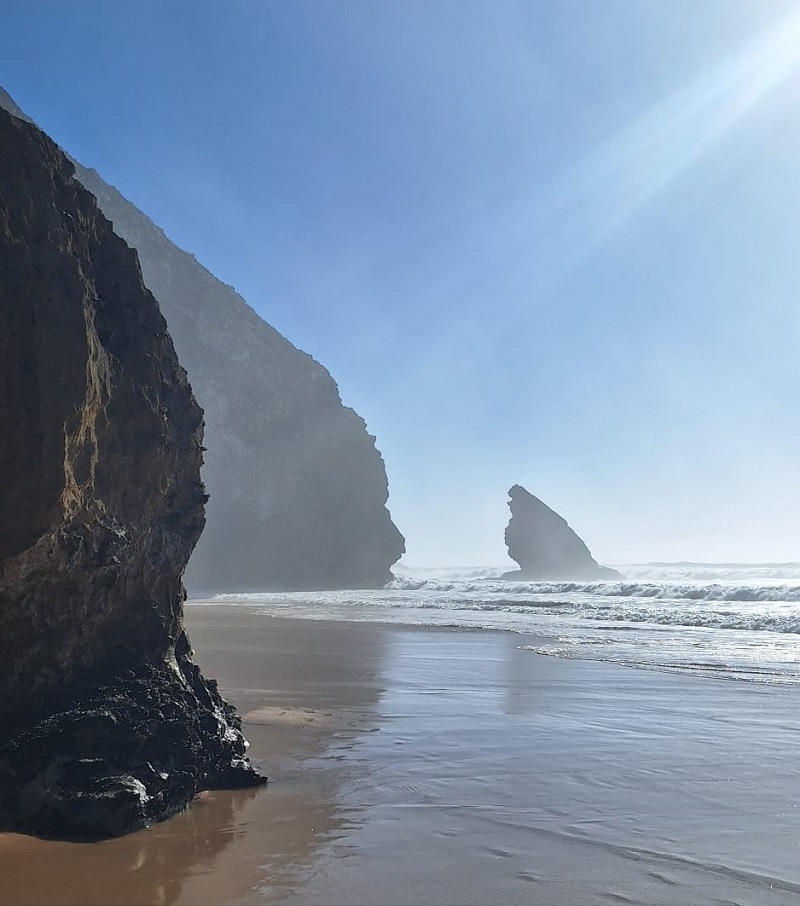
left=0, top=87, right=405, bottom=592
left=0, top=105, right=264, bottom=840
left=503, top=485, right=622, bottom=581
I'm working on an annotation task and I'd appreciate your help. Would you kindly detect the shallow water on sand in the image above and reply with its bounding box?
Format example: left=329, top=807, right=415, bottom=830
left=202, top=562, right=800, bottom=684
left=278, top=627, right=800, bottom=905
left=3, top=613, right=800, bottom=905
left=0, top=618, right=387, bottom=906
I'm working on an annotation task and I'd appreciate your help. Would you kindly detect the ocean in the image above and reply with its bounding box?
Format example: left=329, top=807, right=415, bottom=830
left=12, top=571, right=800, bottom=905
left=192, top=563, right=800, bottom=684
left=195, top=562, right=800, bottom=686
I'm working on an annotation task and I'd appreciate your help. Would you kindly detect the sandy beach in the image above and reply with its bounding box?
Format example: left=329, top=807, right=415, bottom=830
left=2, top=606, right=800, bottom=905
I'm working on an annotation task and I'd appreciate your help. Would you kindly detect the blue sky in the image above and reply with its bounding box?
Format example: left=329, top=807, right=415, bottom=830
left=4, top=1, right=800, bottom=566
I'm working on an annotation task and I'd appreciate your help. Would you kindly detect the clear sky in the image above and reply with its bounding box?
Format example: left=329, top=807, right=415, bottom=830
left=4, top=1, right=800, bottom=567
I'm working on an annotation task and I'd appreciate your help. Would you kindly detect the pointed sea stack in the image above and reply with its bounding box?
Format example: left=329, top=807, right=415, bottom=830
left=503, top=485, right=622, bottom=581
left=0, top=106, right=264, bottom=840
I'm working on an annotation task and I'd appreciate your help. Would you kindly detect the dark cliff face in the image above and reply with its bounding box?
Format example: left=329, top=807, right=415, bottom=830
left=0, top=104, right=204, bottom=714
left=503, top=485, right=622, bottom=581
left=0, top=86, right=405, bottom=593
left=0, top=106, right=263, bottom=839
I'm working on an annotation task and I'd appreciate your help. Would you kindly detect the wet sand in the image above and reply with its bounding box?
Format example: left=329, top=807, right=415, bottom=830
left=3, top=608, right=800, bottom=905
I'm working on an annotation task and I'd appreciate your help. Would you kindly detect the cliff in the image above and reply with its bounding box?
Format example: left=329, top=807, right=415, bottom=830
left=0, top=106, right=264, bottom=840
left=0, top=86, right=405, bottom=592
left=0, top=82, right=405, bottom=592
left=73, top=169, right=405, bottom=591
left=503, top=485, right=622, bottom=581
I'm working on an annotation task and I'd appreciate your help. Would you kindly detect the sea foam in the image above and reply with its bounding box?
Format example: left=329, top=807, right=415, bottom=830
left=196, top=562, right=800, bottom=684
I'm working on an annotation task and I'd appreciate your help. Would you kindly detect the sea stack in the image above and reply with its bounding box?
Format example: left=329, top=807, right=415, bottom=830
left=503, top=485, right=622, bottom=581
left=0, top=106, right=264, bottom=840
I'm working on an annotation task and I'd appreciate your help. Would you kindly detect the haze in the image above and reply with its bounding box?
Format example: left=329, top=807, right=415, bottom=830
left=4, top=0, right=800, bottom=567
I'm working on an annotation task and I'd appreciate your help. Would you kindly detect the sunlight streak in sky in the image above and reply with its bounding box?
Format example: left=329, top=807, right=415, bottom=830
left=534, top=5, right=800, bottom=271
left=415, top=4, right=800, bottom=358
left=380, top=5, right=800, bottom=566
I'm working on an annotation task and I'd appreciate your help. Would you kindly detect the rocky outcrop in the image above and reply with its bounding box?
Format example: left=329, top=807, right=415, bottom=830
left=503, top=485, right=622, bottom=581
left=0, top=106, right=264, bottom=840
left=0, top=87, right=404, bottom=592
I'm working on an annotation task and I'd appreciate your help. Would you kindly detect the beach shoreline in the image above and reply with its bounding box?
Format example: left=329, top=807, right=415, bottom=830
left=2, top=607, right=799, bottom=905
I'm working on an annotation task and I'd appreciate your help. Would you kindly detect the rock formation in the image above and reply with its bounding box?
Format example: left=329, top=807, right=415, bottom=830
left=0, top=86, right=405, bottom=592
left=503, top=485, right=622, bottom=580
left=0, top=105, right=264, bottom=840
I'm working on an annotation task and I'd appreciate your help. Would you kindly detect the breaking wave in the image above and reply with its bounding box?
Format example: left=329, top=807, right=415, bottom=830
left=199, top=562, right=800, bottom=683
left=387, top=575, right=800, bottom=605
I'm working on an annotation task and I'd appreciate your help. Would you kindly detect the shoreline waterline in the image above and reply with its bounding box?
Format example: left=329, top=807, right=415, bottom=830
left=189, top=561, right=800, bottom=686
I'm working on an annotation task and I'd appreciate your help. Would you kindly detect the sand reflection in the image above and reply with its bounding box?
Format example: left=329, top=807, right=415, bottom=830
left=0, top=787, right=259, bottom=906
left=0, top=610, right=388, bottom=906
